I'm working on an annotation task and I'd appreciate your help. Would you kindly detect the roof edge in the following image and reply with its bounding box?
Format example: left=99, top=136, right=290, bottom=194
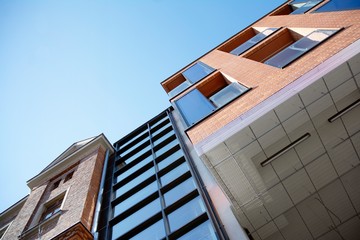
left=27, top=134, right=114, bottom=189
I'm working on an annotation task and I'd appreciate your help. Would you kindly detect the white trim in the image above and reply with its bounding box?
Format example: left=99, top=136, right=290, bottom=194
left=27, top=134, right=114, bottom=189
left=0, top=221, right=13, bottom=240
left=194, top=39, right=360, bottom=155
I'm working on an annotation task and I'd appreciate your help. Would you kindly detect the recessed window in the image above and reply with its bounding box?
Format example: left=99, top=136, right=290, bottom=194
left=52, top=179, right=61, bottom=190
left=64, top=171, right=74, bottom=183
left=175, top=73, right=249, bottom=126
left=315, top=0, right=360, bottom=12
left=271, top=0, right=324, bottom=15
left=229, top=28, right=278, bottom=56
left=264, top=29, right=339, bottom=68
left=165, top=62, right=215, bottom=98
left=39, top=195, right=64, bottom=223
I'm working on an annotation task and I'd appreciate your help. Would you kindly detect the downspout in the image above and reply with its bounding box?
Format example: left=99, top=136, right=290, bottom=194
left=91, top=149, right=110, bottom=240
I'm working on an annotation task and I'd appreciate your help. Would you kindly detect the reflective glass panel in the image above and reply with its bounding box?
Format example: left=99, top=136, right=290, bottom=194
left=168, top=81, right=191, bottom=98
left=177, top=221, right=217, bottom=240
left=291, top=0, right=322, bottom=14
left=130, top=219, right=166, bottom=240
left=315, top=0, right=360, bottom=12
left=114, top=181, right=158, bottom=216
left=230, top=28, right=278, bottom=56
left=115, top=167, right=155, bottom=197
left=151, top=116, right=168, bottom=129
left=124, top=145, right=152, bottom=165
left=153, top=131, right=175, bottom=146
left=175, top=89, right=216, bottom=126
left=209, top=82, right=248, bottom=108
left=155, top=138, right=179, bottom=157
left=168, top=197, right=206, bottom=232
left=117, top=154, right=153, bottom=183
left=164, top=178, right=196, bottom=206
left=119, top=136, right=149, bottom=157
left=160, top=162, right=189, bottom=187
left=152, top=121, right=172, bottom=136
left=265, top=29, right=337, bottom=68
left=182, top=62, right=214, bottom=84
left=112, top=198, right=161, bottom=240
left=157, top=149, right=183, bottom=171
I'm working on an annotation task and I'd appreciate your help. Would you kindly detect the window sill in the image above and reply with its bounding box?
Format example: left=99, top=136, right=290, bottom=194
left=18, top=210, right=62, bottom=239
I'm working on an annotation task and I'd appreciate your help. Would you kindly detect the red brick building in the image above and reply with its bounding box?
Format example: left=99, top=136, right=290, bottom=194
left=0, top=135, right=114, bottom=240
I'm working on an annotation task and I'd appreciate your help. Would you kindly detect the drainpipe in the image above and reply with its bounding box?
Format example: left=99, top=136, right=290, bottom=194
left=91, top=149, right=110, bottom=240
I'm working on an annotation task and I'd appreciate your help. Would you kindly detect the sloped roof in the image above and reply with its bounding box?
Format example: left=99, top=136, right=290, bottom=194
left=39, top=136, right=95, bottom=174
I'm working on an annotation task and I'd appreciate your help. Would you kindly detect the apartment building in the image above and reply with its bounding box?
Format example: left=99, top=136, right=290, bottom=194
left=161, top=0, right=360, bottom=239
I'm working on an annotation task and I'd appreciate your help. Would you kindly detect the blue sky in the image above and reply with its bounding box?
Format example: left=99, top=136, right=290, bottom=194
left=0, top=0, right=285, bottom=212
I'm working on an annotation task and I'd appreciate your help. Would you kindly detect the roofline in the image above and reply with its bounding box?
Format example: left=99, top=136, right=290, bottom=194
left=0, top=195, right=28, bottom=218
left=160, top=0, right=289, bottom=85
left=27, top=134, right=114, bottom=189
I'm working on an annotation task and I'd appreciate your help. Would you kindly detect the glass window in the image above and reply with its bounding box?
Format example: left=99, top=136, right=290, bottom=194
left=151, top=116, right=168, bottom=129
left=157, top=149, right=183, bottom=171
left=118, top=128, right=148, bottom=150
left=123, top=145, right=152, bottom=165
left=230, top=28, right=278, bottom=56
left=119, top=136, right=149, bottom=157
left=291, top=0, right=322, bottom=14
left=117, top=155, right=153, bottom=183
left=175, top=89, right=216, bottom=126
left=115, top=167, right=155, bottom=197
left=160, top=162, right=189, bottom=187
left=168, top=197, right=206, bottom=232
left=177, top=221, right=217, bottom=240
left=155, top=138, right=179, bottom=157
left=112, top=198, right=162, bottom=240
left=182, top=62, right=214, bottom=84
left=114, top=181, right=158, bottom=216
left=314, top=0, right=360, bottom=12
left=153, top=130, right=175, bottom=146
left=39, top=196, right=64, bottom=222
left=164, top=178, right=197, bottom=207
left=130, top=219, right=166, bottom=240
left=152, top=121, right=172, bottom=136
left=209, top=82, right=248, bottom=108
left=265, top=29, right=338, bottom=68
left=168, top=81, right=192, bottom=98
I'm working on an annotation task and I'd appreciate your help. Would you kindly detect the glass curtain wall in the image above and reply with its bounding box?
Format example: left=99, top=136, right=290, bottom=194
left=108, top=110, right=222, bottom=240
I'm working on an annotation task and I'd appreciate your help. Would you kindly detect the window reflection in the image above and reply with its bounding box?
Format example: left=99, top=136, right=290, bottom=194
left=265, top=29, right=338, bottom=68
left=230, top=28, right=278, bottom=56
left=123, top=145, right=151, bottom=165
left=182, top=62, right=214, bottom=84
left=164, top=178, right=196, bottom=206
left=155, top=138, right=179, bottom=157
left=116, top=167, right=155, bottom=197
left=157, top=149, right=183, bottom=171
left=160, top=162, right=189, bottom=187
left=112, top=198, right=161, bottom=240
left=130, top=219, right=166, bottom=240
left=117, top=154, right=153, bottom=183
left=114, top=181, right=158, bottom=216
left=178, top=221, right=217, bottom=240
left=168, top=197, right=206, bottom=232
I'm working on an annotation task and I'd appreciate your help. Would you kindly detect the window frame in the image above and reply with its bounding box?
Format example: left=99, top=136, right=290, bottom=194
left=264, top=29, right=340, bottom=68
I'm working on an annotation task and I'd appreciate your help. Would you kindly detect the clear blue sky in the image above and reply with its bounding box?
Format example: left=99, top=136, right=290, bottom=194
left=0, top=0, right=285, bottom=212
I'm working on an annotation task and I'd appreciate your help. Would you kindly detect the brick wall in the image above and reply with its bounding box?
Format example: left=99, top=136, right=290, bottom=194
left=3, top=146, right=106, bottom=240
left=184, top=9, right=360, bottom=144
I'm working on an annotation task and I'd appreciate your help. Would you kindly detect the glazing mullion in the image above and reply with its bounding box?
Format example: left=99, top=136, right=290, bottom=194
left=150, top=117, right=171, bottom=240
